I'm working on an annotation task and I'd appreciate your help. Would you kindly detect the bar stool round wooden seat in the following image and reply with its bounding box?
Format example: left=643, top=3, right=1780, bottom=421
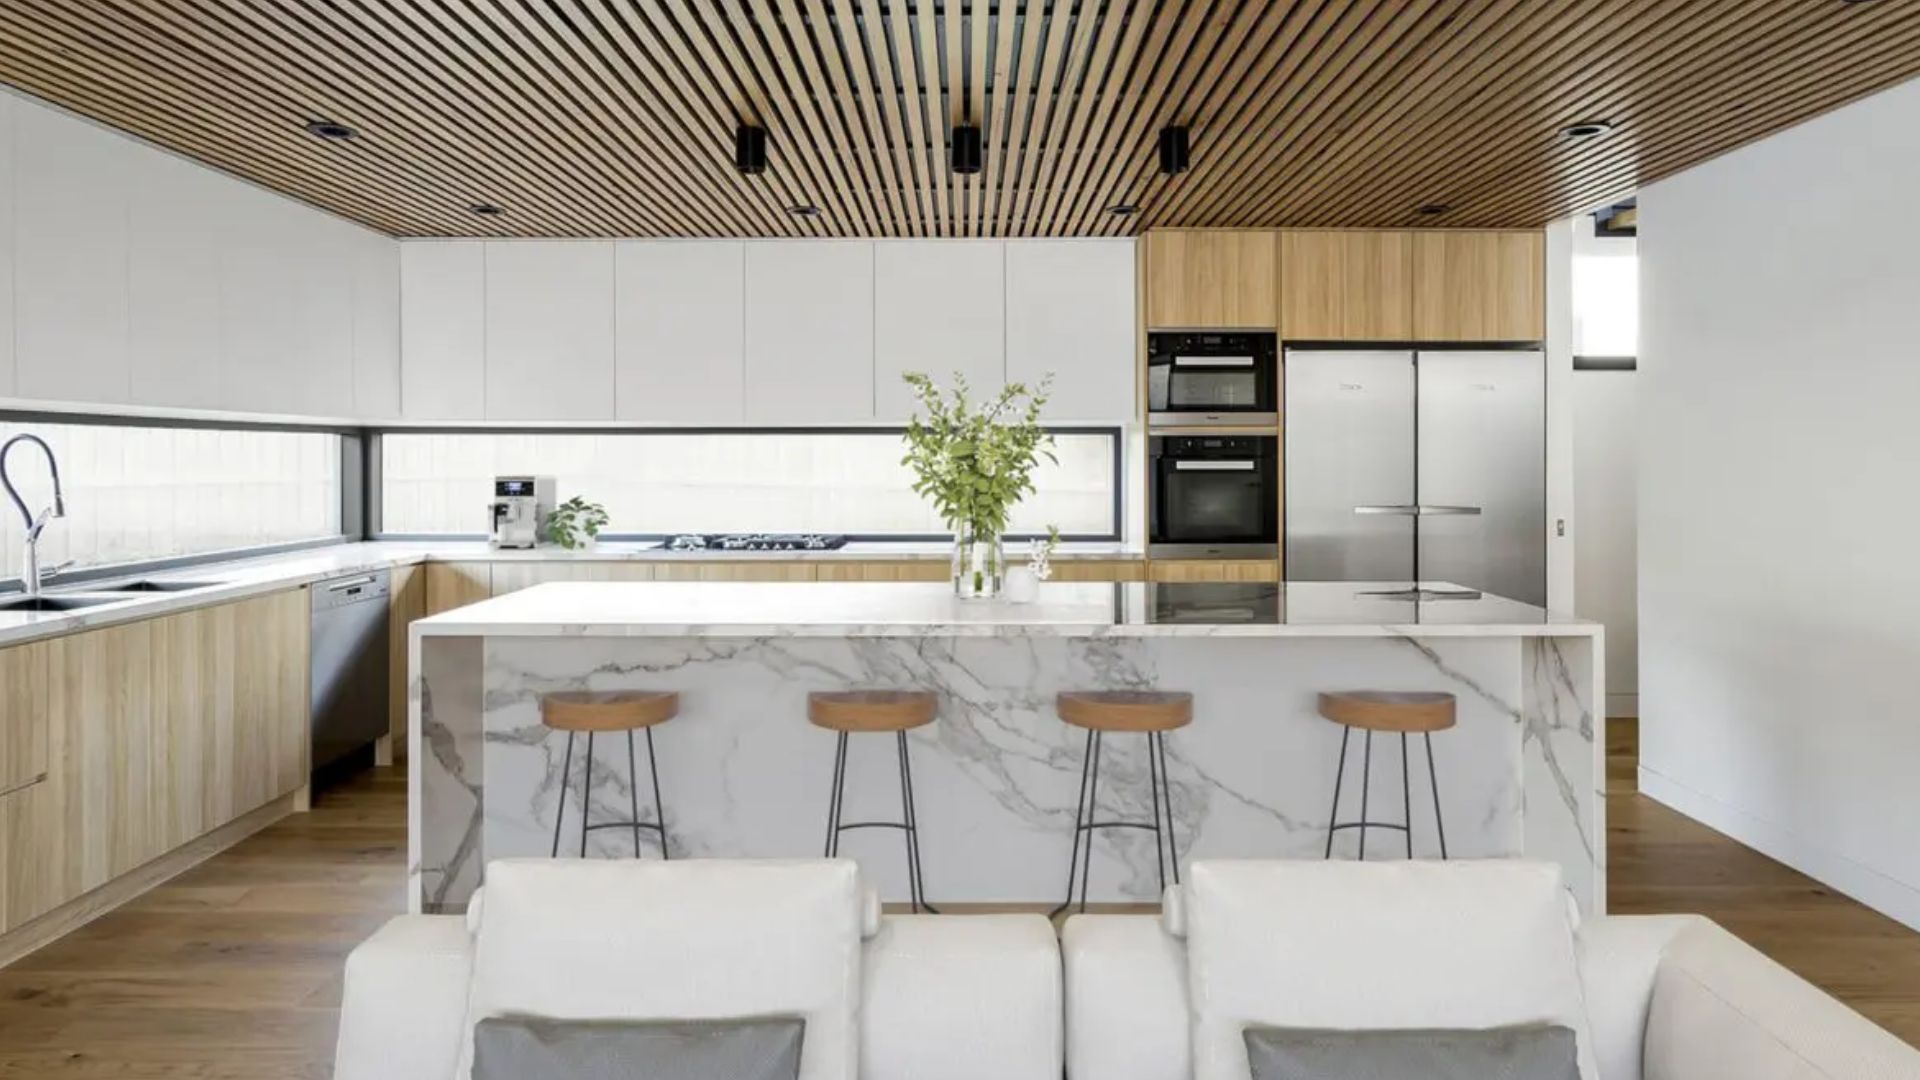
left=811, top=690, right=938, bottom=912
left=1318, top=690, right=1456, bottom=861
left=1055, top=691, right=1192, bottom=916
left=542, top=690, right=677, bottom=860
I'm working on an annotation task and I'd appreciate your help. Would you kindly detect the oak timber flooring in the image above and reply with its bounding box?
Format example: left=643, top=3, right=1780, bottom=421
left=1, top=727, right=1918, bottom=1077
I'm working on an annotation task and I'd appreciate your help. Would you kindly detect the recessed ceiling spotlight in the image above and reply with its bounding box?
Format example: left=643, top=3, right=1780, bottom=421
left=951, top=125, right=983, bottom=175
left=1158, top=126, right=1191, bottom=175
left=1560, top=120, right=1614, bottom=139
left=469, top=203, right=506, bottom=216
left=1417, top=203, right=1451, bottom=215
left=303, top=119, right=357, bottom=141
left=787, top=203, right=822, bottom=217
left=1107, top=204, right=1139, bottom=217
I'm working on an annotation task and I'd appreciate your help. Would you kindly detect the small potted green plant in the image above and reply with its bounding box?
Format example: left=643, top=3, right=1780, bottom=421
left=547, top=495, right=609, bottom=550
left=902, top=371, right=1054, bottom=599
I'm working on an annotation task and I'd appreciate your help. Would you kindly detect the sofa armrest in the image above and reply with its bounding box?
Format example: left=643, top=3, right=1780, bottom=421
left=333, top=915, right=474, bottom=1080
left=1062, top=914, right=1189, bottom=1080
left=1578, top=914, right=1701, bottom=1080
left=1645, top=918, right=1920, bottom=1080
left=861, top=913, right=1061, bottom=1080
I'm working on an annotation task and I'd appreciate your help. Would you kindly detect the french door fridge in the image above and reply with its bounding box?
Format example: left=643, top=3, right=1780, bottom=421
left=1284, top=349, right=1546, bottom=606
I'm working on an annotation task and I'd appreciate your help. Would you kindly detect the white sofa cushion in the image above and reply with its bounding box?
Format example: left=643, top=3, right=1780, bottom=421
left=456, top=858, right=868, bottom=1080
left=1181, top=860, right=1600, bottom=1080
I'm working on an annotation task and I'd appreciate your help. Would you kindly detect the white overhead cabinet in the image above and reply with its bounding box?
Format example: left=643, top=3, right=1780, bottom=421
left=128, top=151, right=224, bottom=410
left=0, top=96, right=14, bottom=398
left=744, top=241, right=875, bottom=423
left=484, top=241, right=615, bottom=421
left=400, top=241, right=487, bottom=420
left=873, top=240, right=1006, bottom=420
left=352, top=233, right=402, bottom=420
left=615, top=241, right=745, bottom=423
left=1005, top=239, right=1137, bottom=421
left=14, top=100, right=133, bottom=405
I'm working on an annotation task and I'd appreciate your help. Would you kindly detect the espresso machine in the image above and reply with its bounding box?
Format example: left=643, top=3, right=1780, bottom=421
left=488, top=475, right=555, bottom=549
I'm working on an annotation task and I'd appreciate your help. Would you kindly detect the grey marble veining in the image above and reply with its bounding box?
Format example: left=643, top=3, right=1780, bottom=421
left=409, top=623, right=1602, bottom=913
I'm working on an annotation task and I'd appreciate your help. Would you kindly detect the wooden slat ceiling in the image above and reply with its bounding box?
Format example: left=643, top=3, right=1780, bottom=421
left=2, top=1, right=1917, bottom=238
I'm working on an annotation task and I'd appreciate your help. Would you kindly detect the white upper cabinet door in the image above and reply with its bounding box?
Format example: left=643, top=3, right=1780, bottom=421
left=219, top=185, right=306, bottom=414
left=128, top=151, right=224, bottom=410
left=400, top=241, right=487, bottom=420
left=484, top=241, right=615, bottom=421
left=1005, top=239, right=1138, bottom=421
left=873, top=240, right=1006, bottom=420
left=0, top=95, right=15, bottom=398
left=614, top=240, right=744, bottom=423
left=743, top=241, right=875, bottom=423
left=13, top=101, right=132, bottom=405
left=352, top=233, right=402, bottom=420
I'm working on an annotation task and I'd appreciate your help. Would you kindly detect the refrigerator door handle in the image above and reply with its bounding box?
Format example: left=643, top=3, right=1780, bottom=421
left=1352, top=504, right=1421, bottom=515
left=1416, top=504, right=1484, bottom=516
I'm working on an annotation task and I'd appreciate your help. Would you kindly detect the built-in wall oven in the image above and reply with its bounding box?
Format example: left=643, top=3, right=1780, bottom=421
left=1147, top=331, right=1278, bottom=426
left=1149, top=434, right=1280, bottom=558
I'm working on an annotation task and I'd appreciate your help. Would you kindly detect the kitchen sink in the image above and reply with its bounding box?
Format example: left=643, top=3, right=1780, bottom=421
left=95, top=578, right=228, bottom=592
left=0, top=593, right=136, bottom=612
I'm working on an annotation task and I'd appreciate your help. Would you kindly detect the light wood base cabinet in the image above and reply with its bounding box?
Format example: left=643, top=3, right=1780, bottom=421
left=1148, top=559, right=1282, bottom=583
left=0, top=589, right=308, bottom=936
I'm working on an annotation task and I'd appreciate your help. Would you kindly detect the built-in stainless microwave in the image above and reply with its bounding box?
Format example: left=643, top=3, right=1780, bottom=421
left=1149, top=434, right=1280, bottom=559
left=1147, top=331, right=1278, bottom=426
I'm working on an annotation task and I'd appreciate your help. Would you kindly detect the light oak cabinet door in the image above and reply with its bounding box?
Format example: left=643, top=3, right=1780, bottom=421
left=1145, top=230, right=1276, bottom=329
left=615, top=240, right=746, bottom=423
left=873, top=240, right=1006, bottom=420
left=488, top=562, right=655, bottom=595
left=1148, top=559, right=1281, bottom=583
left=388, top=563, right=426, bottom=749
left=1005, top=240, right=1137, bottom=421
left=744, top=241, right=876, bottom=423
left=401, top=241, right=488, bottom=420
left=1279, top=231, right=1413, bottom=340
left=485, top=241, right=616, bottom=420
left=1048, top=558, right=1147, bottom=582
left=0, top=642, right=51, bottom=798
left=426, top=562, right=493, bottom=614
left=1412, top=231, right=1545, bottom=341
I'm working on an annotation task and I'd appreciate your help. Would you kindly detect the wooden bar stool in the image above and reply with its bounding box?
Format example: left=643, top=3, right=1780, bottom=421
left=811, top=690, right=939, bottom=913
left=1055, top=690, right=1192, bottom=915
left=1319, top=690, right=1455, bottom=860
left=542, top=690, right=678, bottom=860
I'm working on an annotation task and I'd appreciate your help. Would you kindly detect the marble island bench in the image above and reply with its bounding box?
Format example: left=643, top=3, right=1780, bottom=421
left=408, top=580, right=1603, bottom=913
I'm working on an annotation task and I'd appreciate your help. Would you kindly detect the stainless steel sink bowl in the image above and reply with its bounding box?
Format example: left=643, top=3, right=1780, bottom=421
left=96, top=578, right=228, bottom=593
left=0, top=594, right=134, bottom=612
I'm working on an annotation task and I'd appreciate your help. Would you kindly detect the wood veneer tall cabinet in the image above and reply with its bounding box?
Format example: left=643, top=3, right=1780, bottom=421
left=1411, top=231, right=1545, bottom=341
left=1143, top=230, right=1277, bottom=328
left=1278, top=231, right=1414, bottom=340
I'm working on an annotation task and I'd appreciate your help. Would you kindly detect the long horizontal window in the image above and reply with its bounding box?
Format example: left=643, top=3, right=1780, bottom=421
left=377, top=429, right=1122, bottom=540
left=1, top=418, right=344, bottom=581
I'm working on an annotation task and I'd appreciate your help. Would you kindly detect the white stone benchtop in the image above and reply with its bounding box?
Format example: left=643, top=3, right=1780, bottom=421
left=414, top=580, right=1600, bottom=639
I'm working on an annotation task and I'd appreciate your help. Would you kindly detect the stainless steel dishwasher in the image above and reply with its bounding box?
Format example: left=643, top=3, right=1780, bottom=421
left=310, top=570, right=392, bottom=772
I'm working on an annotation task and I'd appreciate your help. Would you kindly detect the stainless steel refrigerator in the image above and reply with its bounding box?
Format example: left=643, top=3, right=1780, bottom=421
left=1284, top=349, right=1546, bottom=605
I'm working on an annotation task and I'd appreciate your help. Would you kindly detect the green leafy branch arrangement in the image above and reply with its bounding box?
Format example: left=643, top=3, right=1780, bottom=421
left=901, top=371, right=1056, bottom=537
left=547, top=495, right=609, bottom=550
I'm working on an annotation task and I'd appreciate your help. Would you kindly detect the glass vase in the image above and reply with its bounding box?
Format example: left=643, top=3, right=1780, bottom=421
left=951, top=527, right=1005, bottom=600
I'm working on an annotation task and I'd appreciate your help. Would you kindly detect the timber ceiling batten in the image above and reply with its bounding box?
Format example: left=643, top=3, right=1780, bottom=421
left=2, top=2, right=1917, bottom=238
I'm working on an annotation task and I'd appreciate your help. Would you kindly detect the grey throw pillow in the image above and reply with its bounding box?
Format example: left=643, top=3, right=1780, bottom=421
left=1243, top=1024, right=1580, bottom=1080
left=472, top=1014, right=804, bottom=1080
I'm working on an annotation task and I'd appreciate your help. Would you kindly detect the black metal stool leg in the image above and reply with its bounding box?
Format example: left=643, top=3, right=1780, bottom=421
left=646, top=727, right=670, bottom=859
left=823, top=731, right=849, bottom=857
left=1053, top=729, right=1096, bottom=918
left=1324, top=726, right=1349, bottom=858
left=580, top=732, right=595, bottom=857
left=1156, top=733, right=1180, bottom=886
left=1426, top=732, right=1449, bottom=859
left=896, top=731, right=936, bottom=913
left=1358, top=731, right=1372, bottom=861
left=552, top=730, right=575, bottom=857
left=1076, top=732, right=1104, bottom=913
left=1401, top=733, right=1413, bottom=859
left=1146, top=733, right=1167, bottom=891
left=626, top=731, right=643, bottom=857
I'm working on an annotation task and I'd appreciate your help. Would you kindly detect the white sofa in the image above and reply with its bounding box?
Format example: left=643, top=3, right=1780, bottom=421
left=332, top=858, right=1061, bottom=1080
left=1064, top=860, right=1920, bottom=1080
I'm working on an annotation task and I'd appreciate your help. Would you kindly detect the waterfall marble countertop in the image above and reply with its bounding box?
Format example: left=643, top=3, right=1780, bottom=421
left=0, top=539, right=1143, bottom=648
left=414, top=580, right=1600, bottom=639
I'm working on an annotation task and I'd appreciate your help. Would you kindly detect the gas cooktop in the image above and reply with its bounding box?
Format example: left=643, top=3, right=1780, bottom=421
left=657, top=533, right=850, bottom=552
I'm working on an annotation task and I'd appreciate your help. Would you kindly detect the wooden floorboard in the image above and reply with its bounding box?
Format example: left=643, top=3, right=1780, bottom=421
left=0, top=730, right=1916, bottom=1076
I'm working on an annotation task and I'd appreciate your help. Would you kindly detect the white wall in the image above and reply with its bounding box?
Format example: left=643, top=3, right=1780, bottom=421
left=1639, top=75, right=1920, bottom=929
left=0, top=88, right=399, bottom=422
left=1573, top=369, right=1636, bottom=715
